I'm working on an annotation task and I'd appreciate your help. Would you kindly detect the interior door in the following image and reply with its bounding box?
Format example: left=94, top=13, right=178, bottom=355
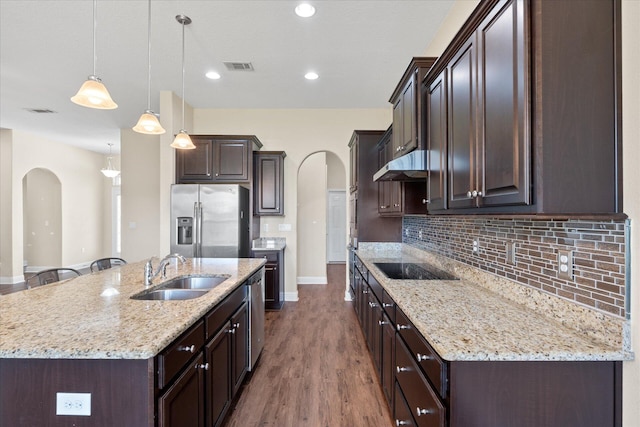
left=327, top=190, right=347, bottom=263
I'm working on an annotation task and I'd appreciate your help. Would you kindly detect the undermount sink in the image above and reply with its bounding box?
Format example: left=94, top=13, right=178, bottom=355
left=160, top=275, right=230, bottom=290
left=131, top=288, right=209, bottom=301
left=130, top=275, right=230, bottom=300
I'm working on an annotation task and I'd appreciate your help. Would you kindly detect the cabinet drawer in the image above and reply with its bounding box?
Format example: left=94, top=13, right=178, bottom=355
left=256, top=251, right=279, bottom=263
left=394, top=382, right=417, bottom=427
left=396, top=307, right=447, bottom=397
left=157, top=320, right=205, bottom=389
left=206, top=285, right=247, bottom=339
left=354, top=256, right=368, bottom=281
left=381, top=289, right=395, bottom=324
left=368, top=274, right=383, bottom=302
left=396, top=338, right=446, bottom=427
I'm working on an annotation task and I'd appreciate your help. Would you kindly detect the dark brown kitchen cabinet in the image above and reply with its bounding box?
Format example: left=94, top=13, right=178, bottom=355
left=158, top=352, right=206, bottom=427
left=425, top=0, right=622, bottom=215
left=389, top=57, right=436, bottom=158
left=230, top=302, right=248, bottom=397
left=349, top=137, right=358, bottom=193
left=252, top=249, right=284, bottom=310
left=349, top=130, right=402, bottom=245
left=254, top=151, right=285, bottom=216
left=377, top=127, right=403, bottom=216
left=175, top=135, right=263, bottom=184
left=425, top=70, right=447, bottom=211
left=206, top=324, right=231, bottom=427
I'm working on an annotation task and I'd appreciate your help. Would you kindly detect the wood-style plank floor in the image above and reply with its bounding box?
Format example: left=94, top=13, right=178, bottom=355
left=223, top=264, right=393, bottom=427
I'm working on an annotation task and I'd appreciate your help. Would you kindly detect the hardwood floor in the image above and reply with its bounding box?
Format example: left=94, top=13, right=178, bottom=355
left=223, top=264, right=393, bottom=427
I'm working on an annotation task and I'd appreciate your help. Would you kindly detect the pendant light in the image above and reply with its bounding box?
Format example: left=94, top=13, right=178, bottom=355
left=170, top=15, right=196, bottom=150
left=71, top=0, right=118, bottom=109
left=101, top=143, right=120, bottom=178
left=133, top=0, right=165, bottom=134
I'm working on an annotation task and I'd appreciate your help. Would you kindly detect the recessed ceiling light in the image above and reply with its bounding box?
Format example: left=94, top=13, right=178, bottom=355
left=205, top=71, right=221, bottom=80
left=305, top=72, right=319, bottom=80
left=295, top=3, right=316, bottom=18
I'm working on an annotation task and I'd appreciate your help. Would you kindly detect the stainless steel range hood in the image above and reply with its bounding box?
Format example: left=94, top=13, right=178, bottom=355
left=373, top=150, right=427, bottom=181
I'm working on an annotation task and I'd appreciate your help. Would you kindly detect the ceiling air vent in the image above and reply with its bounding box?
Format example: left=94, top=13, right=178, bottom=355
left=25, top=108, right=57, bottom=114
left=223, top=62, right=254, bottom=71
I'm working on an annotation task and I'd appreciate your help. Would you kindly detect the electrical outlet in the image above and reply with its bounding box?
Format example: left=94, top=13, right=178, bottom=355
left=418, top=230, right=423, bottom=239
left=558, top=250, right=573, bottom=280
left=506, top=241, right=516, bottom=265
left=472, top=239, right=479, bottom=254
left=404, top=228, right=409, bottom=237
left=56, top=392, right=91, bottom=416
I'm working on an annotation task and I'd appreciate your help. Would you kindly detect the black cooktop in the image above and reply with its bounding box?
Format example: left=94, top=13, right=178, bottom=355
left=374, top=262, right=458, bottom=280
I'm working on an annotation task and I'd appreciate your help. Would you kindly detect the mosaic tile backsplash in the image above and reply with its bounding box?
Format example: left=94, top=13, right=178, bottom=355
left=403, top=216, right=628, bottom=318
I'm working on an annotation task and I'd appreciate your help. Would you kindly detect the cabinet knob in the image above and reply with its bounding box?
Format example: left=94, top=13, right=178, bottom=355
left=378, top=320, right=388, bottom=326
left=368, top=301, right=377, bottom=308
left=178, top=344, right=195, bottom=353
left=416, top=353, right=432, bottom=362
left=396, top=366, right=410, bottom=373
left=422, top=198, right=429, bottom=204
left=233, top=322, right=240, bottom=329
left=195, top=363, right=209, bottom=370
left=396, top=421, right=410, bottom=426
left=467, top=191, right=473, bottom=198
left=380, top=205, right=386, bottom=209
left=383, top=303, right=393, bottom=308
left=215, top=173, right=219, bottom=177
left=229, top=328, right=236, bottom=334
left=396, top=323, right=410, bottom=331
left=394, top=203, right=400, bottom=207
left=416, top=407, right=433, bottom=417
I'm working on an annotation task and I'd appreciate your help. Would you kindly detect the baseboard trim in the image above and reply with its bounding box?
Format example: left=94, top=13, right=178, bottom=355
left=297, top=276, right=328, bottom=285
left=25, top=262, right=91, bottom=274
left=284, top=291, right=299, bottom=302
left=0, top=275, right=25, bottom=285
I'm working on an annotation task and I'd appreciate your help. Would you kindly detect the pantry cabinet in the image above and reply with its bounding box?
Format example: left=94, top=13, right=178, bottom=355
left=254, top=151, right=285, bottom=216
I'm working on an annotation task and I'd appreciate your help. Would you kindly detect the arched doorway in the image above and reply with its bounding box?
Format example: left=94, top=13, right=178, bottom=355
left=296, top=151, right=346, bottom=285
left=22, top=168, right=62, bottom=270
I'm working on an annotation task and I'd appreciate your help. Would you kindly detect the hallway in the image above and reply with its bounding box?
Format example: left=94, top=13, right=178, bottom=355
left=224, top=264, right=393, bottom=426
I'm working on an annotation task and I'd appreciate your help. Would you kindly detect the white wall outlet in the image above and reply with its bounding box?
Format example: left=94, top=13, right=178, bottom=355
left=506, top=241, right=516, bottom=265
left=404, top=228, right=409, bottom=237
left=56, top=392, right=91, bottom=416
left=558, top=250, right=573, bottom=280
left=472, top=239, right=479, bottom=254
left=418, top=230, right=423, bottom=239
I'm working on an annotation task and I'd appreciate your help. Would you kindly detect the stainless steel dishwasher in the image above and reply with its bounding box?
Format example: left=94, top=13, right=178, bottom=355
left=247, top=268, right=265, bottom=371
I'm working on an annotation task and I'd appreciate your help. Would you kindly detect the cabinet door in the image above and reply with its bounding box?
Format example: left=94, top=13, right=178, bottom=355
left=214, top=140, right=249, bottom=181
left=400, top=77, right=417, bottom=155
left=349, top=138, right=358, bottom=193
left=230, top=302, right=249, bottom=396
left=477, top=0, right=530, bottom=207
left=392, top=99, right=403, bottom=157
left=381, top=313, right=395, bottom=409
left=158, top=353, right=205, bottom=427
left=427, top=70, right=448, bottom=211
left=448, top=35, right=478, bottom=209
left=367, top=291, right=382, bottom=376
left=176, top=139, right=214, bottom=183
left=205, top=324, right=231, bottom=427
left=254, top=153, right=284, bottom=215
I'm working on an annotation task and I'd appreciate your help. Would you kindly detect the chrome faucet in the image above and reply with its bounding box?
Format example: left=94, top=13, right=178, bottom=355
left=144, top=253, right=187, bottom=287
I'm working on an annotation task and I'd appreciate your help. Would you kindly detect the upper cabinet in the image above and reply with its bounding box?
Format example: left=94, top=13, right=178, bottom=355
left=389, top=57, right=436, bottom=158
left=377, top=127, right=403, bottom=216
left=424, top=0, right=622, bottom=215
left=175, top=135, right=263, bottom=184
left=254, top=151, right=286, bottom=216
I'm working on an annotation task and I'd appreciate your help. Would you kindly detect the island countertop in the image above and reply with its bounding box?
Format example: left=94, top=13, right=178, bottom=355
left=355, top=244, right=631, bottom=362
left=0, top=257, right=265, bottom=360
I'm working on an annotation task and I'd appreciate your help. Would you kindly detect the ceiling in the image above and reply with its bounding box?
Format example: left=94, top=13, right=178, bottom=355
left=0, top=0, right=455, bottom=154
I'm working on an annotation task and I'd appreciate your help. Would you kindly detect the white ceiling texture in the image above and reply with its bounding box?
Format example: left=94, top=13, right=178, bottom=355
left=0, top=0, right=455, bottom=153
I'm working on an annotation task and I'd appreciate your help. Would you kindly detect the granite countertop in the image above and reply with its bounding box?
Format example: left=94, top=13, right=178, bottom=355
left=0, top=257, right=265, bottom=360
left=251, top=237, right=286, bottom=251
left=355, top=244, right=631, bottom=362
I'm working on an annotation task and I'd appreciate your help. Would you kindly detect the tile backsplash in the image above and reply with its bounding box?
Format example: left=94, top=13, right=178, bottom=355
left=403, top=216, right=628, bottom=318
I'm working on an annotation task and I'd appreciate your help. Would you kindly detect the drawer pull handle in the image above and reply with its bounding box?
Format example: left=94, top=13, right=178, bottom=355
left=195, top=363, right=209, bottom=370
left=416, top=353, right=432, bottom=362
left=396, top=420, right=410, bottom=426
left=178, top=345, right=195, bottom=353
left=396, top=366, right=410, bottom=373
left=396, top=323, right=410, bottom=331
left=368, top=301, right=377, bottom=308
left=416, top=407, right=433, bottom=417
left=378, top=320, right=388, bottom=326
left=383, top=303, right=393, bottom=308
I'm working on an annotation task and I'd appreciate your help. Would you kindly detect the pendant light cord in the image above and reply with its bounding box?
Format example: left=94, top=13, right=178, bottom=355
left=146, top=0, right=152, bottom=110
left=92, top=0, right=97, bottom=76
left=181, top=18, right=186, bottom=130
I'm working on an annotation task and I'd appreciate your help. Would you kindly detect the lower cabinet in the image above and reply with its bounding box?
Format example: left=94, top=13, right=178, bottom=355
left=252, top=249, right=285, bottom=310
left=157, top=284, right=250, bottom=427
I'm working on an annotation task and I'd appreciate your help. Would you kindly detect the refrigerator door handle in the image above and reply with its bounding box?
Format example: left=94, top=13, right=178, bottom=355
left=197, top=202, right=204, bottom=258
left=193, top=202, right=199, bottom=258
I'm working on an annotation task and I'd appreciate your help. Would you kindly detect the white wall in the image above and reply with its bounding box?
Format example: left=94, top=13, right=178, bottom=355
left=622, top=0, right=640, bottom=424
left=0, top=129, right=15, bottom=281
left=190, top=108, right=390, bottom=299
left=1, top=130, right=108, bottom=280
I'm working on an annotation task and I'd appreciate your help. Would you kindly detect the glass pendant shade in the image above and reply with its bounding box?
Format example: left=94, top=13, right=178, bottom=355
left=71, top=75, right=118, bottom=109
left=101, top=157, right=120, bottom=177
left=133, top=110, right=165, bottom=134
left=170, top=130, right=196, bottom=149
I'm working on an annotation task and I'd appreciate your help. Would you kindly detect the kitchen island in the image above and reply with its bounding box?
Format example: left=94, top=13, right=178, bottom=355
left=0, top=257, right=265, bottom=426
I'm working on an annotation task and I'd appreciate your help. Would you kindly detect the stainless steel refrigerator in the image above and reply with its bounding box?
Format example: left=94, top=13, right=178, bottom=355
left=170, top=184, right=250, bottom=258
